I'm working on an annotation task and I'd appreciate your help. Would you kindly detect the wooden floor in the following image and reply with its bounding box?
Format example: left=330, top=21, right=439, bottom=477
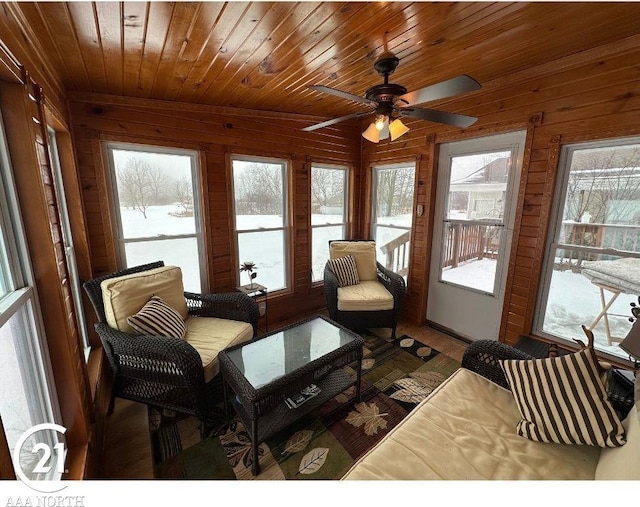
left=98, top=319, right=468, bottom=479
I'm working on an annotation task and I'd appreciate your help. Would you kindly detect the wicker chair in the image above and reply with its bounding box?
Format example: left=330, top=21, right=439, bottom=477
left=324, top=240, right=406, bottom=339
left=83, top=261, right=259, bottom=437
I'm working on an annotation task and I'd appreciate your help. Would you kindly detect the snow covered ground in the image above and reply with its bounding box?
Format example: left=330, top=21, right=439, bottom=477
left=120, top=205, right=635, bottom=359
left=442, top=257, right=497, bottom=293
left=441, top=257, right=635, bottom=359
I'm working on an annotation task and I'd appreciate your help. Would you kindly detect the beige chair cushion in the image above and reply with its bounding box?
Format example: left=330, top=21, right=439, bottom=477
left=342, top=368, right=601, bottom=480
left=329, top=241, right=378, bottom=281
left=337, top=280, right=394, bottom=311
left=184, top=317, right=253, bottom=382
left=101, top=266, right=188, bottom=334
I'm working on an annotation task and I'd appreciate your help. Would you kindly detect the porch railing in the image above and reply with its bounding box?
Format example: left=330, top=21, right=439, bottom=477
left=442, top=221, right=500, bottom=268
left=379, top=229, right=411, bottom=276
left=378, top=221, right=501, bottom=276
left=378, top=221, right=640, bottom=277
left=556, top=222, right=640, bottom=270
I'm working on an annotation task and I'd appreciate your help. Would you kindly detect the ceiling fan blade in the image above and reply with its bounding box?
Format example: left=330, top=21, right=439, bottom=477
left=307, top=85, right=376, bottom=107
left=302, top=111, right=371, bottom=132
left=396, top=75, right=481, bottom=107
left=399, top=107, right=477, bottom=128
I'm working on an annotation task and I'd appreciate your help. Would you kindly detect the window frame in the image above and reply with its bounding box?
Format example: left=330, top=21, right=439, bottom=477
left=230, top=154, right=291, bottom=293
left=104, top=141, right=207, bottom=292
left=534, top=135, right=640, bottom=364
left=310, top=162, right=350, bottom=285
left=0, top=109, right=64, bottom=479
left=47, top=128, right=91, bottom=360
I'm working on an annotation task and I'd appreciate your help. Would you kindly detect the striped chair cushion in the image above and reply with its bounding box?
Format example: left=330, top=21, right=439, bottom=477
left=328, top=255, right=360, bottom=287
left=127, top=295, right=186, bottom=339
left=499, top=348, right=626, bottom=447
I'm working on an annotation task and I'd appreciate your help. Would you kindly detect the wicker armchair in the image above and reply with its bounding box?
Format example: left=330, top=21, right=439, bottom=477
left=461, top=339, right=534, bottom=389
left=324, top=240, right=406, bottom=339
left=83, top=261, right=259, bottom=437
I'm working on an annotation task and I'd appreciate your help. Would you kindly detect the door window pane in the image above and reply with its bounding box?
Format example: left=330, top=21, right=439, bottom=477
left=232, top=158, right=289, bottom=292
left=373, top=164, right=416, bottom=280
left=537, top=141, right=640, bottom=360
left=439, top=152, right=512, bottom=295
left=311, top=165, right=348, bottom=282
left=107, top=144, right=203, bottom=292
left=440, top=223, right=503, bottom=293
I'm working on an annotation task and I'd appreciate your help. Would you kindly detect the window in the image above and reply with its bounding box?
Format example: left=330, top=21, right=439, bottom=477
left=106, top=143, right=205, bottom=292
left=232, top=156, right=290, bottom=292
left=372, top=163, right=416, bottom=281
left=311, top=164, right=349, bottom=283
left=0, top=111, right=63, bottom=479
left=48, top=129, right=90, bottom=359
left=536, top=138, right=640, bottom=361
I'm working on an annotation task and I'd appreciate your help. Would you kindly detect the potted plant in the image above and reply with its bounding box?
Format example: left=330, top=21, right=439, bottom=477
left=240, top=261, right=258, bottom=289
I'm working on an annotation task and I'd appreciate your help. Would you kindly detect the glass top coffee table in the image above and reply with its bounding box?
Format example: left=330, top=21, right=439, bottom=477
left=218, top=314, right=364, bottom=475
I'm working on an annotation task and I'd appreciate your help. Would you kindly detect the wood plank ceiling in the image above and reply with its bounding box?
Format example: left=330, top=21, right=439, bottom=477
left=11, top=1, right=640, bottom=121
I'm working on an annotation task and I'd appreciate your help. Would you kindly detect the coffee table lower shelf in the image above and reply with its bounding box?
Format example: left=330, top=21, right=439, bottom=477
left=230, top=368, right=357, bottom=446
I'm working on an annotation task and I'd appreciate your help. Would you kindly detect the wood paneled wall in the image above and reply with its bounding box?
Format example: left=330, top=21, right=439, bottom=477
left=361, top=33, right=640, bottom=346
left=68, top=94, right=360, bottom=327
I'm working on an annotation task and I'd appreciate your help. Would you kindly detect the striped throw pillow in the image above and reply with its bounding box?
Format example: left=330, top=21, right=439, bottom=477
left=328, top=255, right=360, bottom=287
left=499, top=347, right=626, bottom=447
left=127, top=295, right=186, bottom=339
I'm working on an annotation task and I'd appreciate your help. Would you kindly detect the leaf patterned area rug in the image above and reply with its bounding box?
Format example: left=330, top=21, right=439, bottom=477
left=149, top=332, right=460, bottom=480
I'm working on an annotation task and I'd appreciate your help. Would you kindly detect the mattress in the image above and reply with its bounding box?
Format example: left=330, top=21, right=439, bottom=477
left=582, top=258, right=640, bottom=294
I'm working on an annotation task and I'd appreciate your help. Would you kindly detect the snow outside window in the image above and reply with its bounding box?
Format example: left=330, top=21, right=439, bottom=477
left=232, top=157, right=289, bottom=292
left=372, top=163, right=416, bottom=282
left=536, top=138, right=640, bottom=362
left=0, top=111, right=63, bottom=480
left=106, top=143, right=205, bottom=293
left=311, top=165, right=348, bottom=283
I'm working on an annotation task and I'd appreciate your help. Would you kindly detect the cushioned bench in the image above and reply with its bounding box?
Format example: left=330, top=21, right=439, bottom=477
left=342, top=341, right=639, bottom=480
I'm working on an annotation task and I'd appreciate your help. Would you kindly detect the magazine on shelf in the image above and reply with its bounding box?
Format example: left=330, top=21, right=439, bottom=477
left=285, top=384, right=321, bottom=409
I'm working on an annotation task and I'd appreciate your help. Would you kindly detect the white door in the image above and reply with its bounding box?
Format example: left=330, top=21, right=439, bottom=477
left=427, top=131, right=526, bottom=340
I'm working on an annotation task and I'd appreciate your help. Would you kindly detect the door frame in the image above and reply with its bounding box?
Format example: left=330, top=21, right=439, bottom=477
left=427, top=130, right=527, bottom=341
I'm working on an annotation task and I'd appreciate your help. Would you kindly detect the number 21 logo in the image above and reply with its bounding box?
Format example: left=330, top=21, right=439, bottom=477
left=13, top=423, right=68, bottom=493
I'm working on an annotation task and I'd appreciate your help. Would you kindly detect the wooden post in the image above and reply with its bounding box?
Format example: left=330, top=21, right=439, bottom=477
left=452, top=223, right=461, bottom=268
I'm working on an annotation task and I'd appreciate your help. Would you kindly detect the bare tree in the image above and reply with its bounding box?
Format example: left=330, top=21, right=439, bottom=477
left=564, top=146, right=640, bottom=224
left=311, top=167, right=345, bottom=213
left=173, top=176, right=194, bottom=216
left=234, top=163, right=283, bottom=215
left=117, top=157, right=169, bottom=218
left=376, top=166, right=415, bottom=218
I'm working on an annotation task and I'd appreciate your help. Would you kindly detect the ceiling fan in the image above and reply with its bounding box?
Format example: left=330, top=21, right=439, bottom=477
left=302, top=51, right=481, bottom=143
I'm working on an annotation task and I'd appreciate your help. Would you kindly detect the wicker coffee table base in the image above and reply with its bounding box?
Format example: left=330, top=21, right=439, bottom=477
left=223, top=364, right=362, bottom=476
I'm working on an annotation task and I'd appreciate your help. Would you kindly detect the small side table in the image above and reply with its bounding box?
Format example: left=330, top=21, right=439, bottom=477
left=236, top=283, right=267, bottom=334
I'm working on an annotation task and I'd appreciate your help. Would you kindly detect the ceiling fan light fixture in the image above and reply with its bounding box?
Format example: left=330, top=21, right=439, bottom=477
left=362, top=122, right=380, bottom=143
left=389, top=118, right=409, bottom=141
left=374, top=114, right=388, bottom=131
